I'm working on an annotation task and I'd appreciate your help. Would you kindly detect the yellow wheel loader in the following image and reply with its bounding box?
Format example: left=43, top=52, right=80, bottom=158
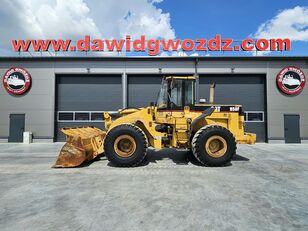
left=53, top=76, right=256, bottom=168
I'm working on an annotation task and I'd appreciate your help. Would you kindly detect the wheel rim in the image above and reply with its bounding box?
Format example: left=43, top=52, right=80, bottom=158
left=114, top=135, right=137, bottom=157
left=205, top=136, right=227, bottom=158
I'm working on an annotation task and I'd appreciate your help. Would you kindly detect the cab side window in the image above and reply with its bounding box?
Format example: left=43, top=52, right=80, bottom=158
left=170, top=80, right=183, bottom=108
left=184, top=80, right=194, bottom=105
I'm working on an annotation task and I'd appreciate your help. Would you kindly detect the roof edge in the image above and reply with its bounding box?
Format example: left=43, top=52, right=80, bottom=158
left=0, top=56, right=307, bottom=61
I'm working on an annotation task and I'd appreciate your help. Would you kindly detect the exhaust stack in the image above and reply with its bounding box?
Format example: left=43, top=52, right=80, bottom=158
left=209, top=82, right=216, bottom=104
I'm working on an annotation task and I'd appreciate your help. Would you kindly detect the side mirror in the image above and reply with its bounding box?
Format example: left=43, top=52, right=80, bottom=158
left=199, top=98, right=206, bottom=103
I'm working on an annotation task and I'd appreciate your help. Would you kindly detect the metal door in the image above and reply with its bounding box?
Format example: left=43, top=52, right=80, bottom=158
left=55, top=75, right=122, bottom=141
left=284, top=114, right=300, bottom=143
left=128, top=75, right=162, bottom=107
left=8, top=114, right=25, bottom=142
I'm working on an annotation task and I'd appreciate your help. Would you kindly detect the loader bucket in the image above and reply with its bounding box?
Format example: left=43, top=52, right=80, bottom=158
left=53, top=126, right=106, bottom=168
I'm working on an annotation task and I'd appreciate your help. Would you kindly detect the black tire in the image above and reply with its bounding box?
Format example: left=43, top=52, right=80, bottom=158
left=191, top=125, right=236, bottom=166
left=104, top=124, right=148, bottom=167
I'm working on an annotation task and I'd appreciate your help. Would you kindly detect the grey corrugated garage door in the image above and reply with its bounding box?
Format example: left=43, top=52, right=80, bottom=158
left=128, top=75, right=162, bottom=107
left=55, top=75, right=122, bottom=141
left=199, top=74, right=266, bottom=142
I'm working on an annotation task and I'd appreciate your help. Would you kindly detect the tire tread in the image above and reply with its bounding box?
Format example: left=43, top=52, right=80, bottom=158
left=104, top=123, right=148, bottom=167
left=191, top=125, right=236, bottom=166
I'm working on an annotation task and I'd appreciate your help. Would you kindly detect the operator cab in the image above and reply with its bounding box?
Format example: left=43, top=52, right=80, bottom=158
left=156, top=76, right=196, bottom=110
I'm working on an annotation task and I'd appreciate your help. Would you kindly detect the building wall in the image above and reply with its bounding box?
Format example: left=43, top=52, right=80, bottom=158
left=0, top=61, right=55, bottom=142
left=267, top=61, right=308, bottom=142
left=0, top=57, right=307, bottom=143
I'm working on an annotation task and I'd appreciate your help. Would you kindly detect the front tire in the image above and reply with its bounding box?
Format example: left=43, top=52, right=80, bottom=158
left=192, top=125, right=236, bottom=166
left=104, top=124, right=147, bottom=167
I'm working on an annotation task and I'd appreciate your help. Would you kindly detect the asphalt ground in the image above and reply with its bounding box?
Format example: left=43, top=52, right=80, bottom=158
left=0, top=143, right=307, bottom=231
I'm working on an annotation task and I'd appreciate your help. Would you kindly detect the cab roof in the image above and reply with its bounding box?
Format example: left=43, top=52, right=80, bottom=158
left=164, top=76, right=196, bottom=80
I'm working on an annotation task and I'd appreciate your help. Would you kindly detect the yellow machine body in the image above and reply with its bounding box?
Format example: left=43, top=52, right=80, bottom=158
left=53, top=76, right=256, bottom=168
left=104, top=106, right=255, bottom=150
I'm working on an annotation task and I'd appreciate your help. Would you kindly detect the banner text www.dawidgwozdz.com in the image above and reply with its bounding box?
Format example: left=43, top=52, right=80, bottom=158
left=11, top=35, right=291, bottom=55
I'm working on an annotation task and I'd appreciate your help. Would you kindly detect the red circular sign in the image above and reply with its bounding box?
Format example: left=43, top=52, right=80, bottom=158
left=3, top=67, right=32, bottom=95
left=276, top=66, right=306, bottom=95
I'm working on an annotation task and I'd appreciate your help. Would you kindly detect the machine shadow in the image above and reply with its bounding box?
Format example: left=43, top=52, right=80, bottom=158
left=78, top=150, right=249, bottom=168
left=142, top=148, right=202, bottom=166
left=74, top=154, right=106, bottom=168
left=232, top=154, right=250, bottom=161
left=106, top=148, right=248, bottom=168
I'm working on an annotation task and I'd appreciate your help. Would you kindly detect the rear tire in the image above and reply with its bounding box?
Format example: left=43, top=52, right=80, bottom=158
left=104, top=124, right=147, bottom=167
left=192, top=125, right=236, bottom=166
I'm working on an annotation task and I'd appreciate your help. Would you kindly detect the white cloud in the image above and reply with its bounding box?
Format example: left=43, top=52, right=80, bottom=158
left=172, top=51, right=187, bottom=56
left=251, top=6, right=308, bottom=56
left=253, top=6, right=308, bottom=41
left=190, top=53, right=199, bottom=57
left=150, top=0, right=164, bottom=3
left=0, top=0, right=101, bottom=40
left=159, top=51, right=169, bottom=56
left=86, top=0, right=175, bottom=40
left=0, top=0, right=175, bottom=56
left=120, top=9, right=174, bottom=39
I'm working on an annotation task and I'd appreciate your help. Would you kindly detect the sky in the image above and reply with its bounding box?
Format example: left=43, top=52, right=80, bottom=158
left=0, top=0, right=307, bottom=57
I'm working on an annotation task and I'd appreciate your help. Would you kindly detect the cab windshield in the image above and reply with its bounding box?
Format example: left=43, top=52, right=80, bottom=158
left=156, top=78, right=195, bottom=109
